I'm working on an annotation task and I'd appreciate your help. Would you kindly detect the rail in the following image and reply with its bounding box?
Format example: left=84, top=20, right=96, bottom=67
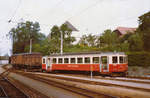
left=4, top=77, right=29, bottom=98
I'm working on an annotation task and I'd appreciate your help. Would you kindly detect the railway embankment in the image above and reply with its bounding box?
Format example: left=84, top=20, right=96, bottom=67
left=128, top=66, right=150, bottom=77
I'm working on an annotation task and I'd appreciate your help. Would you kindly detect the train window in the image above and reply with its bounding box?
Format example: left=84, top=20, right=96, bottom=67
left=124, top=57, right=128, bottom=63
left=93, top=57, right=99, bottom=63
left=58, top=58, right=63, bottom=63
left=77, top=58, right=83, bottom=63
left=85, top=57, right=90, bottom=63
left=53, top=58, right=57, bottom=64
left=71, top=58, right=76, bottom=64
left=43, top=58, right=45, bottom=64
left=112, top=56, right=118, bottom=63
left=119, top=56, right=123, bottom=63
left=101, top=56, right=107, bottom=64
left=64, top=58, right=69, bottom=63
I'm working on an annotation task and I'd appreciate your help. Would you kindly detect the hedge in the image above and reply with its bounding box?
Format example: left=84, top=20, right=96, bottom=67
left=127, top=52, right=150, bottom=67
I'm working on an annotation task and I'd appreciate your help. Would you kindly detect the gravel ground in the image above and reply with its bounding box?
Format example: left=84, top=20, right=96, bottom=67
left=128, top=66, right=150, bottom=77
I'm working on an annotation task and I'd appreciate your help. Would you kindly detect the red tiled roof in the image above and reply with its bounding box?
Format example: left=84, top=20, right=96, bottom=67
left=115, top=27, right=136, bottom=35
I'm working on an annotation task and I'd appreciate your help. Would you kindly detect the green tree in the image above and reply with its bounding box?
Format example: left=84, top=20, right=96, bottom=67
left=9, top=21, right=45, bottom=54
left=138, top=11, right=150, bottom=51
left=78, top=35, right=88, bottom=46
left=43, top=24, right=76, bottom=54
left=98, top=29, right=119, bottom=48
left=128, top=34, right=143, bottom=51
left=78, top=34, right=97, bottom=47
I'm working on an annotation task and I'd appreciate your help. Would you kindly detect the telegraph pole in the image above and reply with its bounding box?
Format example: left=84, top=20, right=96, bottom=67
left=30, top=39, right=32, bottom=53
left=60, top=31, right=63, bottom=55
left=11, top=35, right=13, bottom=55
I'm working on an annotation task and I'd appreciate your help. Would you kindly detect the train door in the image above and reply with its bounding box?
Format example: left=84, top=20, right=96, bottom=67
left=100, top=56, right=109, bottom=72
left=47, top=58, right=52, bottom=71
left=42, top=57, right=47, bottom=71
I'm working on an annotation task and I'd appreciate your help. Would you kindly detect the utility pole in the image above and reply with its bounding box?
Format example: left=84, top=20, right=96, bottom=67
left=60, top=31, right=63, bottom=55
left=11, top=35, right=13, bottom=55
left=30, top=39, right=32, bottom=53
left=0, top=44, right=1, bottom=65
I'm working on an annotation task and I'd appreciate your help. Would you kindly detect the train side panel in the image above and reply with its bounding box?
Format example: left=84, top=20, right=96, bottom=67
left=51, top=64, right=99, bottom=71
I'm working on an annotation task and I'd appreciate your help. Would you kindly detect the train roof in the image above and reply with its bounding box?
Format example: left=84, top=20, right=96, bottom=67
left=45, top=52, right=126, bottom=57
left=12, top=52, right=41, bottom=56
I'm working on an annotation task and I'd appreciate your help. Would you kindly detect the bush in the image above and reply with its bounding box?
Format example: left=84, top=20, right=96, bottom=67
left=127, top=52, right=150, bottom=67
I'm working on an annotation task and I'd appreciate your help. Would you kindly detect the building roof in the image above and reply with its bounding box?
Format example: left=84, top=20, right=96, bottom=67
left=64, top=21, right=79, bottom=31
left=114, top=27, right=136, bottom=35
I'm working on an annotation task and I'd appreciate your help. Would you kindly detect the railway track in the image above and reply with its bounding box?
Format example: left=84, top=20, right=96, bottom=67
left=0, top=67, right=49, bottom=98
left=25, top=72, right=150, bottom=92
left=0, top=86, right=7, bottom=97
left=15, top=71, right=150, bottom=98
left=41, top=72, right=150, bottom=84
left=15, top=71, right=117, bottom=98
left=2, top=65, right=150, bottom=97
left=0, top=77, right=28, bottom=98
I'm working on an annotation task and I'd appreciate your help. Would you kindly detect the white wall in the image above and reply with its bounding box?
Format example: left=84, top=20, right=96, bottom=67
left=0, top=60, right=9, bottom=65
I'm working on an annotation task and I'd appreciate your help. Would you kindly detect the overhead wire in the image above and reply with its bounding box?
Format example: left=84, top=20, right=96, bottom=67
left=6, top=0, right=139, bottom=35
left=8, top=0, right=22, bottom=23
left=48, top=0, right=65, bottom=14
left=7, top=0, right=65, bottom=26
left=67, top=0, right=104, bottom=21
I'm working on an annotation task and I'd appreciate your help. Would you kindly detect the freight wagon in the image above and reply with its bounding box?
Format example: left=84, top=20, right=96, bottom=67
left=11, top=53, right=42, bottom=71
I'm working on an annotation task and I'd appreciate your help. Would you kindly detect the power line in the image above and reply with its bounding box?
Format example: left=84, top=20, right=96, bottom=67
left=67, top=0, right=104, bottom=21
left=46, top=0, right=103, bottom=25
left=8, top=0, right=22, bottom=23
left=48, top=0, right=65, bottom=14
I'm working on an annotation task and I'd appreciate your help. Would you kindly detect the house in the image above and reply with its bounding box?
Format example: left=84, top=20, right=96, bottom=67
left=114, top=27, right=136, bottom=37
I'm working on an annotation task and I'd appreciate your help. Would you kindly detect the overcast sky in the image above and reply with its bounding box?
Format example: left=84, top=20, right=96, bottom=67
left=0, top=0, right=150, bottom=56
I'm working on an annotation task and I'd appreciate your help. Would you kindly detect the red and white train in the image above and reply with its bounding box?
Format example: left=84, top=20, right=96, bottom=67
left=42, top=52, right=128, bottom=76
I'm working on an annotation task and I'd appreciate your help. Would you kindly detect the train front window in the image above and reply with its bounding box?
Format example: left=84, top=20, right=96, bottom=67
left=58, top=58, right=63, bottom=63
left=53, top=58, right=57, bottom=64
left=64, top=58, right=69, bottom=63
left=85, top=57, right=90, bottom=63
left=93, top=57, right=99, bottom=63
left=42, top=58, right=45, bottom=64
left=119, top=56, right=124, bottom=63
left=112, top=56, right=118, bottom=63
left=77, top=58, right=83, bottom=63
left=71, top=58, right=75, bottom=64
